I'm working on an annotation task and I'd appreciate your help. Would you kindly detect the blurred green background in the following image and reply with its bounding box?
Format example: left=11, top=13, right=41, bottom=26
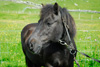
left=0, top=0, right=100, bottom=67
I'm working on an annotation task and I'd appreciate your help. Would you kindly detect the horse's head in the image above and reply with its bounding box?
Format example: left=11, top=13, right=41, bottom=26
left=28, top=3, right=76, bottom=53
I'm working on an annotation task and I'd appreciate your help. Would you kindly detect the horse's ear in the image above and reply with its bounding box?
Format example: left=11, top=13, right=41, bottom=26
left=41, top=3, right=44, bottom=7
left=53, top=3, right=59, bottom=15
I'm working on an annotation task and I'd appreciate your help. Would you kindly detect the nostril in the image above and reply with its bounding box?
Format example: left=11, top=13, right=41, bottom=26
left=29, top=43, right=33, bottom=50
left=29, top=39, right=36, bottom=50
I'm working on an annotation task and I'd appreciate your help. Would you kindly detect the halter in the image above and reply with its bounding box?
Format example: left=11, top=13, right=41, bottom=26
left=59, top=18, right=76, bottom=54
left=59, top=14, right=80, bottom=66
left=59, top=18, right=80, bottom=67
left=59, top=9, right=100, bottom=67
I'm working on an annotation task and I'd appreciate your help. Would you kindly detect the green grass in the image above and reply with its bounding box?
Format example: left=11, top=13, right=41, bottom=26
left=0, top=0, right=100, bottom=67
left=23, top=0, right=100, bottom=11
left=0, top=1, right=27, bottom=12
left=0, top=0, right=100, bottom=12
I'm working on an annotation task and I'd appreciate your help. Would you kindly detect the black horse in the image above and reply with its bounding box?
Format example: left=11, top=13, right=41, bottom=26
left=21, top=3, right=77, bottom=67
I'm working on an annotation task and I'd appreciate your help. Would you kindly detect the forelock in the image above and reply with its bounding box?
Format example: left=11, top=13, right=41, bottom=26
left=40, top=4, right=54, bottom=20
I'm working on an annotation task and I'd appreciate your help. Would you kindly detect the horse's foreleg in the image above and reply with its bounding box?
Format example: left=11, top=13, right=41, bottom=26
left=25, top=56, right=36, bottom=67
left=45, top=63, right=53, bottom=67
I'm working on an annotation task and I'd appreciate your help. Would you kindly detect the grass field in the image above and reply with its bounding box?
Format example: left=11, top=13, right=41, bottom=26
left=0, top=0, right=100, bottom=67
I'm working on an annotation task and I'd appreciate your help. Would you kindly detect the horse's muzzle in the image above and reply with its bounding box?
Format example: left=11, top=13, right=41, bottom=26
left=29, top=39, right=36, bottom=50
left=28, top=38, right=42, bottom=54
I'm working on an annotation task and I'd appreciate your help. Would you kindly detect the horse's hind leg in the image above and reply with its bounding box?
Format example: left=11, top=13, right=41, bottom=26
left=25, top=56, right=35, bottom=67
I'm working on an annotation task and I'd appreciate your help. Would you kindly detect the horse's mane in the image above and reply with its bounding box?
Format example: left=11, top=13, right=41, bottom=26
left=40, top=4, right=76, bottom=38
left=61, top=8, right=76, bottom=38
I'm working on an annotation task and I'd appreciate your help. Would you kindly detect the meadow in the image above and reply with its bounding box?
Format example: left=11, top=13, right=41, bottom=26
left=0, top=0, right=100, bottom=67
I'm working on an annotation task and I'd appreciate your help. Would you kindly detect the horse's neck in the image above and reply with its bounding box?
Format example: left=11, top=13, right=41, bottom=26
left=44, top=42, right=66, bottom=54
